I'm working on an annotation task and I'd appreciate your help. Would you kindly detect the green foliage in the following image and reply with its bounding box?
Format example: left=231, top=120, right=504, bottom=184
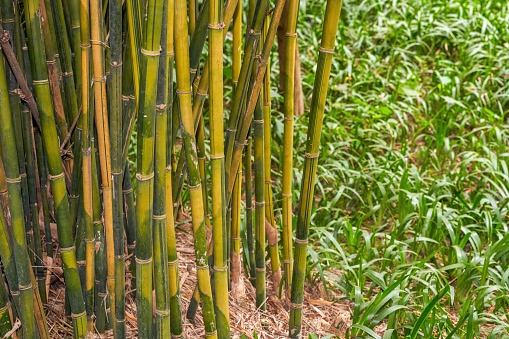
left=266, top=0, right=509, bottom=337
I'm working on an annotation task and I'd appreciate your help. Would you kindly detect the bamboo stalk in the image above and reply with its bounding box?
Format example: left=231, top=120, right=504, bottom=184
left=174, top=0, right=218, bottom=335
left=81, top=39, right=95, bottom=338
left=2, top=1, right=34, bottom=268
left=78, top=0, right=96, bottom=330
left=50, top=0, right=80, bottom=131
left=135, top=0, right=165, bottom=334
left=0, top=47, right=37, bottom=339
left=0, top=205, right=14, bottom=337
left=245, top=136, right=255, bottom=282
left=24, top=0, right=89, bottom=334
left=92, top=135, right=110, bottom=333
left=125, top=0, right=142, bottom=105
left=153, top=0, right=171, bottom=335
left=39, top=0, right=69, bottom=143
left=209, top=0, right=230, bottom=334
left=231, top=0, right=243, bottom=297
left=0, top=272, right=12, bottom=336
left=21, top=102, right=46, bottom=303
left=89, top=0, right=117, bottom=332
left=123, top=162, right=137, bottom=284
left=0, top=147, right=7, bottom=218
left=68, top=0, right=83, bottom=106
left=0, top=140, right=22, bottom=323
left=281, top=0, right=299, bottom=291
left=288, top=1, right=343, bottom=337
left=164, top=4, right=183, bottom=331
left=262, top=12, right=282, bottom=295
left=120, top=38, right=137, bottom=289
left=109, top=0, right=126, bottom=333
left=34, top=128, right=54, bottom=301
left=253, top=79, right=266, bottom=310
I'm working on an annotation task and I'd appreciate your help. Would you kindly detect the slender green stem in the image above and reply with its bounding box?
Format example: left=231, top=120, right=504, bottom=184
left=110, top=0, right=126, bottom=333
left=209, top=0, right=230, bottom=335
left=25, top=0, right=89, bottom=333
left=135, top=0, right=164, bottom=334
left=174, top=0, right=218, bottom=335
left=262, top=12, right=282, bottom=293
left=281, top=0, right=299, bottom=291
left=153, top=0, right=171, bottom=335
left=288, top=1, right=343, bottom=337
left=245, top=136, right=255, bottom=281
left=0, top=46, right=37, bottom=339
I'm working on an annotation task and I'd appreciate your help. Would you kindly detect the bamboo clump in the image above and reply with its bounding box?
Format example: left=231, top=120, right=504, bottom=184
left=0, top=0, right=343, bottom=337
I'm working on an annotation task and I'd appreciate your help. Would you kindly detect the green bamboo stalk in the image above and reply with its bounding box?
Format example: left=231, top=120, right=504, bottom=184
left=92, top=135, right=110, bottom=333
left=40, top=0, right=78, bottom=233
left=289, top=1, right=343, bottom=337
left=125, top=0, right=142, bottom=105
left=13, top=6, right=48, bottom=299
left=60, top=0, right=73, bottom=49
left=50, top=0, right=80, bottom=126
left=262, top=12, right=282, bottom=294
left=0, top=140, right=22, bottom=320
left=196, top=113, right=209, bottom=222
left=2, top=0, right=34, bottom=267
left=39, top=0, right=70, bottom=143
left=123, top=162, right=137, bottom=283
left=89, top=0, right=117, bottom=332
left=0, top=147, right=7, bottom=218
left=81, top=40, right=95, bottom=338
left=34, top=128, right=53, bottom=299
left=24, top=0, right=88, bottom=334
left=30, top=262, right=51, bottom=338
left=121, top=42, right=136, bottom=163
left=76, top=191, right=87, bottom=302
left=189, top=0, right=197, bottom=35
left=253, top=79, right=266, bottom=310
left=120, top=42, right=137, bottom=286
left=0, top=211, right=13, bottom=337
left=21, top=103, right=46, bottom=303
left=68, top=0, right=83, bottom=105
left=230, top=0, right=243, bottom=296
left=0, top=46, right=37, bottom=339
left=135, top=0, right=165, bottom=334
left=209, top=0, right=230, bottom=334
left=244, top=136, right=255, bottom=281
left=78, top=0, right=96, bottom=331
left=0, top=272, right=12, bottom=336
left=282, top=0, right=299, bottom=291
left=153, top=0, right=171, bottom=335
left=164, top=4, right=183, bottom=333
left=174, top=0, right=218, bottom=336
left=109, top=0, right=125, bottom=333
left=231, top=167, right=242, bottom=293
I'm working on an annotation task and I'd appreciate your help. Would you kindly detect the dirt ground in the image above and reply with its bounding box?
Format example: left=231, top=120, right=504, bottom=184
left=43, top=216, right=353, bottom=338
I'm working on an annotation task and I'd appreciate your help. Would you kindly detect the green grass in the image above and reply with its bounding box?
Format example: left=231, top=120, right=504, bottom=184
left=266, top=0, right=509, bottom=337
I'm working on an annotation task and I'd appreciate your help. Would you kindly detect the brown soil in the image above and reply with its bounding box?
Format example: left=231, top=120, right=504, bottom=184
left=44, top=216, right=352, bottom=338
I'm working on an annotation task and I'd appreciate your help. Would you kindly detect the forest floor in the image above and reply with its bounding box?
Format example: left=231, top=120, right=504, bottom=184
left=43, top=215, right=355, bottom=338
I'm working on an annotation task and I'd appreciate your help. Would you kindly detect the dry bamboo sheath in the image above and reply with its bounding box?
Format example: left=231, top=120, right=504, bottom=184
left=0, top=0, right=342, bottom=337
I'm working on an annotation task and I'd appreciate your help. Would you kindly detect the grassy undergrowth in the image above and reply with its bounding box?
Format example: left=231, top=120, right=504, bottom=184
left=268, top=0, right=509, bottom=337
